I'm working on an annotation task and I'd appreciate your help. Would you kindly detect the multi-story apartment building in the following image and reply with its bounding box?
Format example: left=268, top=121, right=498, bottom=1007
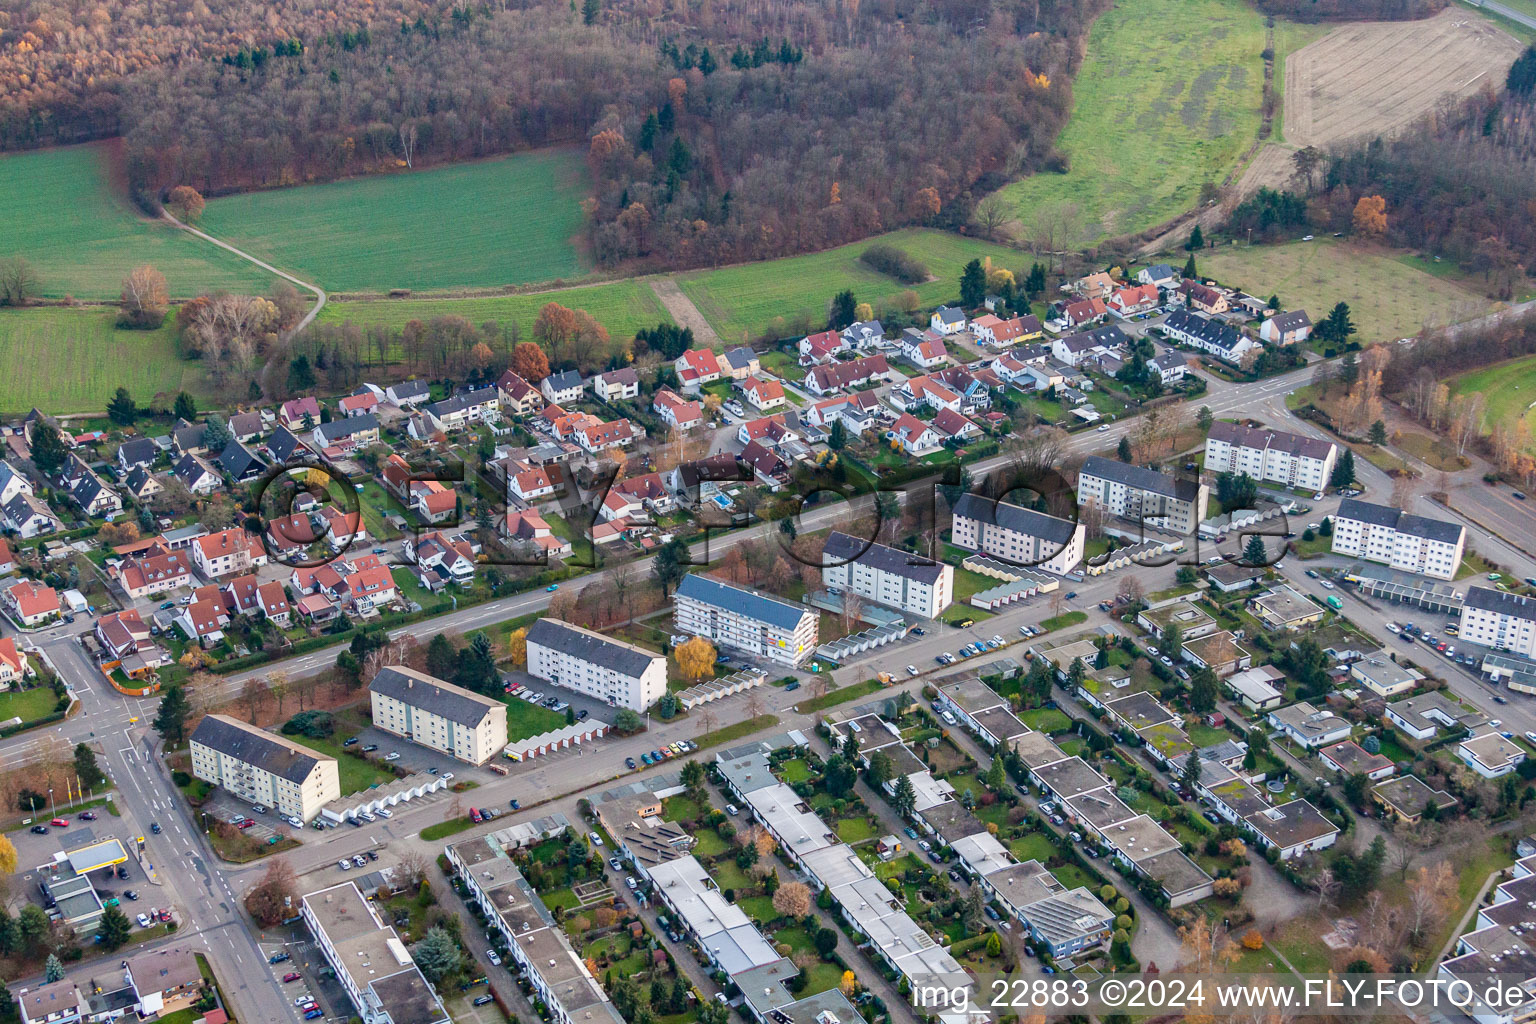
left=188, top=714, right=341, bottom=821
left=821, top=531, right=954, bottom=618
left=1331, top=498, right=1466, bottom=580
left=1076, top=456, right=1209, bottom=536
left=525, top=618, right=667, bottom=711
left=300, top=882, right=449, bottom=1024
left=1459, top=586, right=1536, bottom=658
left=674, top=573, right=818, bottom=668
left=369, top=666, right=508, bottom=765
left=950, top=493, right=1085, bottom=575
left=1203, top=421, right=1338, bottom=492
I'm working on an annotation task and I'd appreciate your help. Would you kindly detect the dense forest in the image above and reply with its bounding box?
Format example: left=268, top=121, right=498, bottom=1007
left=1251, top=0, right=1443, bottom=20
left=1, top=0, right=1105, bottom=270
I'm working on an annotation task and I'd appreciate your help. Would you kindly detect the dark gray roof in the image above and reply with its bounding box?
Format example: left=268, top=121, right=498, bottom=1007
left=1142, top=263, right=1176, bottom=280
left=217, top=440, right=265, bottom=479
left=721, top=347, right=758, bottom=370
left=1335, top=498, right=1464, bottom=545
left=189, top=714, right=329, bottom=783
left=426, top=387, right=497, bottom=418
left=173, top=453, right=216, bottom=484
left=369, top=666, right=501, bottom=726
left=933, top=305, right=965, bottom=325
left=675, top=573, right=810, bottom=631
left=266, top=426, right=306, bottom=464
left=596, top=367, right=641, bottom=387
left=228, top=411, right=264, bottom=436
left=951, top=493, right=1078, bottom=545
left=389, top=378, right=432, bottom=399
left=1150, top=351, right=1186, bottom=370
left=118, top=438, right=157, bottom=465
left=526, top=618, right=663, bottom=678
left=1465, top=585, right=1536, bottom=622
left=172, top=422, right=207, bottom=452
left=1079, top=456, right=1200, bottom=503
left=124, top=465, right=157, bottom=494
left=315, top=414, right=378, bottom=443
left=545, top=370, right=584, bottom=392
left=1208, top=421, right=1335, bottom=461
left=1269, top=310, right=1312, bottom=331
left=823, top=531, right=947, bottom=585
left=1164, top=308, right=1246, bottom=353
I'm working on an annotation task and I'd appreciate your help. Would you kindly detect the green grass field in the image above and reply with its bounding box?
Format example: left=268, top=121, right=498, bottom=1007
left=1198, top=239, right=1493, bottom=343
left=1452, top=355, right=1536, bottom=452
left=318, top=278, right=671, bottom=348
left=0, top=687, right=61, bottom=725
left=995, top=0, right=1326, bottom=242
left=0, top=144, right=277, bottom=300
left=0, top=307, right=211, bottom=414
left=675, top=229, right=1030, bottom=344
left=503, top=697, right=568, bottom=742
left=201, top=149, right=590, bottom=293
left=283, top=732, right=398, bottom=795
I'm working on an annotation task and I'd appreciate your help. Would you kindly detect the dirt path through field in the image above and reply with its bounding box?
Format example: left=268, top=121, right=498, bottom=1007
left=163, top=209, right=327, bottom=337
left=650, top=278, right=721, bottom=348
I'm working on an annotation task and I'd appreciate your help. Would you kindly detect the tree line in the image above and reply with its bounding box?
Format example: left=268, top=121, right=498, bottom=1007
left=16, top=0, right=1111, bottom=273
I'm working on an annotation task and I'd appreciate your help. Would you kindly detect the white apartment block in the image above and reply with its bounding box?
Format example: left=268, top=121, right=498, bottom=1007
left=1077, top=456, right=1209, bottom=536
left=189, top=714, right=341, bottom=821
left=369, top=666, right=508, bottom=765
left=674, top=573, right=818, bottom=668
left=821, top=531, right=954, bottom=619
left=951, top=493, right=1085, bottom=575
left=1332, top=498, right=1466, bottom=580
left=525, top=617, right=667, bottom=711
left=1459, top=586, right=1536, bottom=658
left=1204, top=421, right=1338, bottom=492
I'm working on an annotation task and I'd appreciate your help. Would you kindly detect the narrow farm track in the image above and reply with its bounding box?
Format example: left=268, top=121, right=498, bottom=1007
left=650, top=278, right=722, bottom=348
left=162, top=210, right=327, bottom=336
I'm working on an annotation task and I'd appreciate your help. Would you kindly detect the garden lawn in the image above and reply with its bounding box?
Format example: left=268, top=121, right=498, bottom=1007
left=662, top=794, right=706, bottom=823
left=283, top=732, right=396, bottom=795
left=1009, top=833, right=1058, bottom=863
left=0, top=686, right=62, bottom=725
left=1199, top=239, right=1493, bottom=345
left=0, top=143, right=278, bottom=299
left=690, top=827, right=729, bottom=858
left=502, top=696, right=568, bottom=742
left=0, top=307, right=211, bottom=415
left=1019, top=707, right=1072, bottom=733
left=779, top=757, right=813, bottom=784
left=203, top=149, right=590, bottom=292
left=793, top=679, right=884, bottom=714
left=995, top=0, right=1324, bottom=242
left=836, top=817, right=878, bottom=843
left=319, top=278, right=671, bottom=365
left=737, top=895, right=779, bottom=924
left=675, top=229, right=1031, bottom=344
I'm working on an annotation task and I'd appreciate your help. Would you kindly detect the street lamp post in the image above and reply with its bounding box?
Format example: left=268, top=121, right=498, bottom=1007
left=48, top=787, right=54, bottom=817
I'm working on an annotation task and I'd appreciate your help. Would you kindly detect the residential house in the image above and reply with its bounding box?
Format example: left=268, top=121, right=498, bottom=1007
left=1149, top=351, right=1188, bottom=384
left=1459, top=732, right=1526, bottom=779
left=719, top=346, right=760, bottom=379
left=1108, top=284, right=1159, bottom=317
left=674, top=349, right=723, bottom=389
left=176, top=590, right=229, bottom=645
left=406, top=532, right=477, bottom=589
left=116, top=550, right=194, bottom=599
left=541, top=370, right=585, bottom=405
left=1062, top=297, right=1108, bottom=327
left=739, top=441, right=791, bottom=488
left=422, top=388, right=499, bottom=434
left=1267, top=702, right=1351, bottom=749
left=312, top=415, right=379, bottom=453
left=797, top=329, right=845, bottom=366
left=652, top=388, right=703, bottom=432
left=737, top=414, right=798, bottom=448
left=805, top=355, right=891, bottom=396
left=1074, top=272, right=1116, bottom=299
left=1319, top=740, right=1395, bottom=781
left=1160, top=309, right=1258, bottom=364
left=0, top=636, right=30, bottom=689
left=408, top=481, right=457, bottom=524
left=1180, top=281, right=1229, bottom=314
left=501, top=510, right=572, bottom=559
left=3, top=579, right=58, bottom=627
left=970, top=314, right=1041, bottom=348
left=279, top=397, right=322, bottom=429
left=930, top=306, right=966, bottom=335
left=575, top=419, right=635, bottom=454
left=930, top=407, right=982, bottom=443
left=216, top=440, right=266, bottom=483
left=591, top=368, right=641, bottom=403
left=1051, top=324, right=1127, bottom=367
left=1136, top=264, right=1178, bottom=288
left=840, top=320, right=886, bottom=350
left=122, top=466, right=162, bottom=503
left=502, top=459, right=563, bottom=504
left=893, top=375, right=962, bottom=414
left=257, top=582, right=291, bottom=626
left=386, top=379, right=432, bottom=407
left=804, top=393, right=882, bottom=437
left=889, top=414, right=943, bottom=456
left=116, top=438, right=157, bottom=473
left=171, top=420, right=208, bottom=457
left=495, top=371, right=543, bottom=416
left=265, top=425, right=309, bottom=465
left=0, top=538, right=13, bottom=575
left=172, top=453, right=220, bottom=496
left=62, top=458, right=121, bottom=517
left=337, top=390, right=379, bottom=418
left=1259, top=310, right=1312, bottom=345
left=4, top=492, right=61, bottom=538
left=900, top=330, right=948, bottom=370
left=741, top=376, right=786, bottom=411
left=192, top=527, right=266, bottom=579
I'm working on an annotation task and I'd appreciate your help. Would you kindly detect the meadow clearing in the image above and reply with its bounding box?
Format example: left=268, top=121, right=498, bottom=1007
left=200, top=148, right=591, bottom=294
left=0, top=144, right=277, bottom=301
left=994, top=0, right=1327, bottom=244
left=1195, top=238, right=1492, bottom=342
left=1451, top=356, right=1536, bottom=449
left=674, top=228, right=1032, bottom=344
left=0, top=307, right=208, bottom=414
left=316, top=278, right=672, bottom=346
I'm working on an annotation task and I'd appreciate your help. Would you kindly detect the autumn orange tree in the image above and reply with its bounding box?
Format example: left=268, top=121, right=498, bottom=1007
left=675, top=636, right=717, bottom=683
left=1352, top=195, right=1387, bottom=237
left=510, top=341, right=551, bottom=383
left=167, top=185, right=206, bottom=223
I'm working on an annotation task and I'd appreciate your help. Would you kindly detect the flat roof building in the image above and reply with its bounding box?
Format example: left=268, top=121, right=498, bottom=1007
left=300, top=882, right=449, bottom=1024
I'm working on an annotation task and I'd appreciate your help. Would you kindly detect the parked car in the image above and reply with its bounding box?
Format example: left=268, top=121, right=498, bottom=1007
left=487, top=949, right=502, bottom=966
left=136, top=914, right=152, bottom=928
left=269, top=953, right=291, bottom=964
left=625, top=757, right=637, bottom=770
left=383, top=752, right=400, bottom=762
left=362, top=744, right=379, bottom=752
left=29, top=825, right=47, bottom=835
left=283, top=973, right=302, bottom=983
left=150, top=822, right=161, bottom=834
left=588, top=831, right=604, bottom=847
left=474, top=995, right=495, bottom=1007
